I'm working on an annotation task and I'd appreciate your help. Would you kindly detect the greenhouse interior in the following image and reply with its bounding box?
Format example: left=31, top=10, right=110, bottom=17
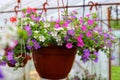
left=0, top=0, right=120, bottom=80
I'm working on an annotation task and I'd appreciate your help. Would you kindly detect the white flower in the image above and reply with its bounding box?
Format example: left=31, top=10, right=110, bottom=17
left=51, top=31, right=58, bottom=37
left=44, top=23, right=50, bottom=28
left=39, top=36, right=45, bottom=42
left=34, top=31, right=39, bottom=34
left=30, top=21, right=35, bottom=26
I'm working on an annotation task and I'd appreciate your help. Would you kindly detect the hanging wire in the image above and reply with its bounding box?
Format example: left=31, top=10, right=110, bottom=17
left=83, top=0, right=85, bottom=18
left=57, top=0, right=60, bottom=20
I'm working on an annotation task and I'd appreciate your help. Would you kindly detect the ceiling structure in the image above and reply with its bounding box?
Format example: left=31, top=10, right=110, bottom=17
left=0, top=0, right=119, bottom=27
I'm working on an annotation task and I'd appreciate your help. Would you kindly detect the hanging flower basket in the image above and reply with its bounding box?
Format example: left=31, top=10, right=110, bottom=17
left=32, top=46, right=77, bottom=79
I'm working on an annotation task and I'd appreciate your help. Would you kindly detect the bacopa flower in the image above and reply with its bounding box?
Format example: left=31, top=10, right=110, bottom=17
left=10, top=17, right=17, bottom=23
left=66, top=43, right=73, bottom=49
left=39, top=36, right=45, bottom=42
left=32, top=40, right=41, bottom=50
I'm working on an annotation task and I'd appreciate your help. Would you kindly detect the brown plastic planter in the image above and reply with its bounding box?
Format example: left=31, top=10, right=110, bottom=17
left=32, top=46, right=77, bottom=79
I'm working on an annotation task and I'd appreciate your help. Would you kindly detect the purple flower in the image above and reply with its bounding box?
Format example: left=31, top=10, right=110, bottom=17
left=86, top=31, right=92, bottom=37
left=0, top=61, right=6, bottom=66
left=35, top=16, right=40, bottom=22
left=10, top=59, right=17, bottom=65
left=31, top=15, right=35, bottom=20
left=81, top=25, right=87, bottom=31
left=66, top=43, right=73, bottom=49
left=88, top=20, right=94, bottom=25
left=7, top=51, right=14, bottom=61
left=32, top=40, right=41, bottom=50
left=104, top=33, right=109, bottom=38
left=27, top=30, right=32, bottom=36
left=0, top=68, right=4, bottom=79
left=64, top=36, right=69, bottom=41
left=68, top=29, right=74, bottom=36
left=94, top=57, right=98, bottom=63
left=86, top=14, right=90, bottom=17
left=27, top=39, right=33, bottom=50
left=25, top=25, right=31, bottom=31
left=82, top=49, right=90, bottom=63
left=94, top=52, right=99, bottom=56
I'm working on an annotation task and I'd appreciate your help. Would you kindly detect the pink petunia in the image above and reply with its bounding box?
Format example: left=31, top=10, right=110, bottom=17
left=86, top=31, right=92, bottom=37
left=81, top=25, right=87, bottom=31
left=55, top=23, right=60, bottom=28
left=77, top=41, right=84, bottom=47
left=88, top=20, right=94, bottom=25
left=63, top=22, right=68, bottom=27
left=79, top=20, right=83, bottom=24
left=77, top=34, right=83, bottom=42
left=66, top=43, right=73, bottom=49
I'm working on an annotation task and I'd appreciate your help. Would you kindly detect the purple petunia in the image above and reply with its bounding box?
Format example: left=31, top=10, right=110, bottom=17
left=68, top=29, right=74, bottom=36
left=0, top=61, right=6, bottom=66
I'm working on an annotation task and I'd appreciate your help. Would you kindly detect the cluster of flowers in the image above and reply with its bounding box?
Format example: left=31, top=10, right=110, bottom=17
left=17, top=7, right=116, bottom=63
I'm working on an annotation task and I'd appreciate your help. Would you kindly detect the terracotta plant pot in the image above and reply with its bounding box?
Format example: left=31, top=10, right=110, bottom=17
left=32, top=46, right=77, bottom=79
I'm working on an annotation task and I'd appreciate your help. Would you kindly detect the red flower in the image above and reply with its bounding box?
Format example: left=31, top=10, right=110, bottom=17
left=10, top=17, right=17, bottom=23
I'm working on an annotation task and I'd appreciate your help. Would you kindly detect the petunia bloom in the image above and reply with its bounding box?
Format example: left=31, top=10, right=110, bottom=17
left=66, top=43, right=73, bottom=49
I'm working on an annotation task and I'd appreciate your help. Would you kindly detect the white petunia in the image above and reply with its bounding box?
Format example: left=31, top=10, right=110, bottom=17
left=39, top=36, right=45, bottom=42
left=30, top=21, right=35, bottom=26
left=34, top=31, right=39, bottom=34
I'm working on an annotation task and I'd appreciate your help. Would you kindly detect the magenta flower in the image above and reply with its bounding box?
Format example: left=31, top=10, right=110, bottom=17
left=63, top=22, right=68, bottom=27
left=77, top=34, right=83, bottom=42
left=66, top=43, right=73, bottom=49
left=31, top=15, right=35, bottom=20
left=77, top=41, right=84, bottom=47
left=86, top=31, right=92, bottom=37
left=55, top=23, right=60, bottom=28
left=79, top=20, right=83, bottom=24
left=81, top=25, right=87, bottom=31
left=88, top=20, right=94, bottom=25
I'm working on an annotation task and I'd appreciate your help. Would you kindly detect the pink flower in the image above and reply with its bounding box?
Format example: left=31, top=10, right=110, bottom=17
left=86, top=14, right=90, bottom=17
left=86, top=31, right=92, bottom=37
left=77, top=34, right=83, bottom=42
left=77, top=41, right=84, bottom=47
left=55, top=23, right=60, bottom=28
left=88, top=20, right=94, bottom=25
left=66, top=43, right=73, bottom=49
left=63, top=22, right=68, bottom=27
left=79, top=20, right=83, bottom=24
left=81, top=25, right=87, bottom=31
